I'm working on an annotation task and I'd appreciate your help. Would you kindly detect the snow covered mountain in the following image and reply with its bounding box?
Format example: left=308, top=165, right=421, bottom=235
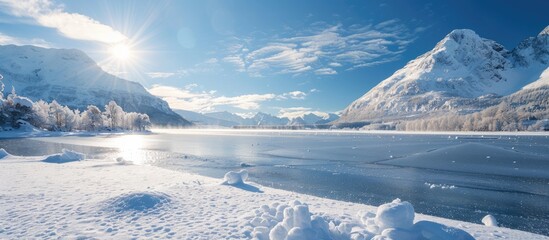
left=339, top=26, right=549, bottom=124
left=250, top=112, right=290, bottom=126
left=0, top=45, right=190, bottom=126
left=182, top=111, right=339, bottom=127
left=204, top=111, right=254, bottom=126
left=175, top=110, right=240, bottom=127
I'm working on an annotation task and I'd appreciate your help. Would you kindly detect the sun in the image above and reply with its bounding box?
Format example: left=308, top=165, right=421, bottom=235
left=110, top=43, right=133, bottom=61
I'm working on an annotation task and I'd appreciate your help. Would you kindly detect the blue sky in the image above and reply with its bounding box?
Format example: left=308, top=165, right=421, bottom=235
left=0, top=0, right=548, bottom=118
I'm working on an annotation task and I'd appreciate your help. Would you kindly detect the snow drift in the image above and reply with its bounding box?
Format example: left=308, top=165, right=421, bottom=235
left=0, top=148, right=10, bottom=159
left=106, top=192, right=171, bottom=213
left=42, top=149, right=86, bottom=163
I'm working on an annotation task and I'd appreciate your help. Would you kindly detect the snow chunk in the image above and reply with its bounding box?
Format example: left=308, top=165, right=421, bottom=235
left=241, top=199, right=474, bottom=240
left=425, top=182, right=457, bottom=190
left=223, top=169, right=249, bottom=185
left=482, top=214, right=498, bottom=227
left=0, top=148, right=10, bottom=159
left=43, top=149, right=86, bottom=163
left=375, top=198, right=415, bottom=230
left=106, top=192, right=170, bottom=212
left=244, top=200, right=332, bottom=240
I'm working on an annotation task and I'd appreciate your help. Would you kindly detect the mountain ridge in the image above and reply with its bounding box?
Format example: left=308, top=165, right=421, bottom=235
left=338, top=26, right=549, bottom=125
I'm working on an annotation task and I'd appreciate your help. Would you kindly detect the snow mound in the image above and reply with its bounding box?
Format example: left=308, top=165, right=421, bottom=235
left=241, top=199, right=475, bottom=240
left=223, top=169, right=249, bottom=185
left=0, top=148, right=10, bottom=159
left=42, top=149, right=86, bottom=163
left=107, top=192, right=171, bottom=213
left=482, top=214, right=498, bottom=227
left=115, top=157, right=133, bottom=165
left=375, top=198, right=415, bottom=230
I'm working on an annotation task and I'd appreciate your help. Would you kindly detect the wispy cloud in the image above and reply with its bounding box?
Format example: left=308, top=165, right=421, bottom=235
left=148, top=85, right=308, bottom=113
left=223, top=19, right=419, bottom=76
left=314, top=68, right=337, bottom=75
left=0, top=0, right=127, bottom=43
left=0, top=32, right=52, bottom=48
left=151, top=58, right=220, bottom=79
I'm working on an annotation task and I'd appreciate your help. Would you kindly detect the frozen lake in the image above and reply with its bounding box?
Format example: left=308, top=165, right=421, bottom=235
left=1, top=129, right=548, bottom=235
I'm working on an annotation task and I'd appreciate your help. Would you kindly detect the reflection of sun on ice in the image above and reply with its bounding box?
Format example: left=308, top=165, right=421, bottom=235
left=110, top=43, right=132, bottom=61
left=115, top=135, right=146, bottom=165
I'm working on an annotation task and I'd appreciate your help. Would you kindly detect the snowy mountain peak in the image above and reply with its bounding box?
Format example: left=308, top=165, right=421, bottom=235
left=539, top=25, right=549, bottom=36
left=444, top=29, right=480, bottom=43
left=339, top=28, right=549, bottom=124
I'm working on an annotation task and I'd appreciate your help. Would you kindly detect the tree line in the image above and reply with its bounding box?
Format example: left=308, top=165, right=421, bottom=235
left=0, top=75, right=151, bottom=132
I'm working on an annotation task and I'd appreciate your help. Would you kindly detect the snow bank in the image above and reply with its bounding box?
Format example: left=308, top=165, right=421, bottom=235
left=106, top=192, right=171, bottom=213
left=0, top=148, right=10, bottom=159
left=42, top=149, right=86, bottom=163
left=1, top=156, right=544, bottom=239
left=223, top=169, right=249, bottom=185
left=242, top=198, right=475, bottom=240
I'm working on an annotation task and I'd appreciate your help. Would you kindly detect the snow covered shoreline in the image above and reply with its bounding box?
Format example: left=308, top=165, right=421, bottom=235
left=153, top=128, right=549, bottom=137
left=1, top=149, right=547, bottom=239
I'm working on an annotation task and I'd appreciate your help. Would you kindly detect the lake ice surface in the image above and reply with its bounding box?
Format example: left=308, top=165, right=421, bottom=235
left=1, top=129, right=548, bottom=235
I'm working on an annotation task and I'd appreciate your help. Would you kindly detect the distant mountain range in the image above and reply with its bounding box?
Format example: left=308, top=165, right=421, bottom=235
left=176, top=110, right=339, bottom=127
left=338, top=25, right=549, bottom=130
left=0, top=45, right=190, bottom=126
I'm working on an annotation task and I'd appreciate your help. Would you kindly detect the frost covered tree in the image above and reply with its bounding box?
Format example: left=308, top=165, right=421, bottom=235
left=0, top=73, right=151, bottom=132
left=104, top=101, right=124, bottom=129
left=81, top=105, right=105, bottom=131
left=0, top=86, right=34, bottom=128
left=30, top=100, right=51, bottom=129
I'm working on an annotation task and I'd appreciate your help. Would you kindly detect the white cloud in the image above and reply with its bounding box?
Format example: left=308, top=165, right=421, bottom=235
left=314, top=68, right=337, bottom=75
left=146, top=72, right=176, bottom=79
left=0, top=0, right=127, bottom=43
left=148, top=85, right=310, bottom=113
left=278, top=91, right=307, bottom=100
left=222, top=55, right=245, bottom=72
left=148, top=84, right=277, bottom=112
left=222, top=19, right=419, bottom=76
left=0, top=32, right=51, bottom=48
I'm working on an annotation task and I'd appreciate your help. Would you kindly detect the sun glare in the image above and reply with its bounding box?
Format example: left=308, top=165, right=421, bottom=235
left=110, top=43, right=132, bottom=61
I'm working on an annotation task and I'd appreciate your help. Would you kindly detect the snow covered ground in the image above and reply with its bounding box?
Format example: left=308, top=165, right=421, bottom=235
left=1, top=148, right=547, bottom=239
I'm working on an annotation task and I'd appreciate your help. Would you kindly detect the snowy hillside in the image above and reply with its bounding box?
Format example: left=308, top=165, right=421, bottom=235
left=339, top=26, right=549, bottom=124
left=0, top=45, right=190, bottom=126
